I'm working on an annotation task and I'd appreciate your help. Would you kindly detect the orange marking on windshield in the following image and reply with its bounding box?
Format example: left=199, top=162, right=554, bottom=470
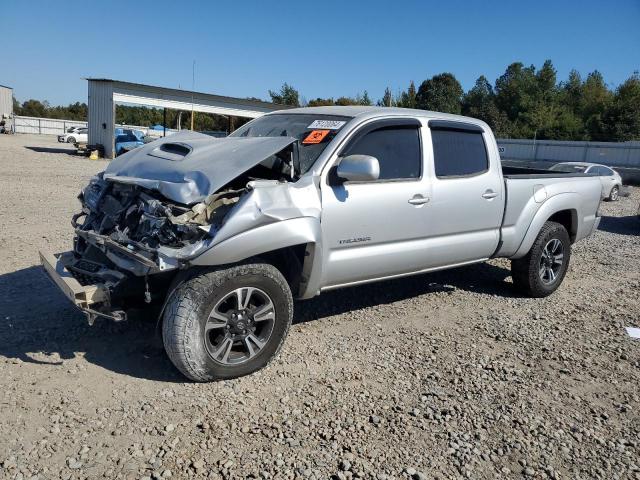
left=302, top=130, right=330, bottom=144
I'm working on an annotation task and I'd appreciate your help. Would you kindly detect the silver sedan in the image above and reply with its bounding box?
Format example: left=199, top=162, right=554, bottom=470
left=550, top=162, right=623, bottom=201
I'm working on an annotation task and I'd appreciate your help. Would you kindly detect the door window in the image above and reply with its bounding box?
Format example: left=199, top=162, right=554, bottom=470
left=431, top=128, right=488, bottom=178
left=343, top=126, right=421, bottom=180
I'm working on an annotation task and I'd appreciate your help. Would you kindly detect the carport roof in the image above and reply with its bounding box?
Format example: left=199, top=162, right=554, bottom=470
left=85, top=78, right=287, bottom=111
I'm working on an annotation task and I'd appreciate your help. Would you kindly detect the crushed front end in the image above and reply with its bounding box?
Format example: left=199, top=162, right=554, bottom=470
left=39, top=130, right=309, bottom=324
left=41, top=173, right=241, bottom=324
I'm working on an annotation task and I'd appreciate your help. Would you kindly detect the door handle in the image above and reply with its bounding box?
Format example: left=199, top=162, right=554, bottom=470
left=408, top=195, right=430, bottom=205
left=482, top=190, right=498, bottom=199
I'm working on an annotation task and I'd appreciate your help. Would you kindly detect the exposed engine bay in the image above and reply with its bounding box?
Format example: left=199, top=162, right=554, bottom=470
left=46, top=128, right=328, bottom=322
left=71, top=140, right=299, bottom=277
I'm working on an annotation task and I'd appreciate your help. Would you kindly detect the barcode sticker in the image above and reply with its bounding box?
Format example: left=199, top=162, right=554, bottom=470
left=307, top=120, right=346, bottom=130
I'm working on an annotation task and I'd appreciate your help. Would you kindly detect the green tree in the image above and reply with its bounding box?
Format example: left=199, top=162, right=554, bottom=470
left=603, top=73, right=640, bottom=141
left=377, top=87, right=395, bottom=107
left=19, top=99, right=50, bottom=117
left=268, top=83, right=300, bottom=107
left=580, top=71, right=613, bottom=140
left=307, top=97, right=335, bottom=107
left=462, top=75, right=510, bottom=137
left=559, top=69, right=583, bottom=114
left=415, top=73, right=463, bottom=114
left=494, top=62, right=538, bottom=129
left=527, top=61, right=560, bottom=139
left=335, top=96, right=360, bottom=106
left=359, top=91, right=372, bottom=106
left=12, top=96, right=21, bottom=115
left=397, top=81, right=417, bottom=108
left=536, top=60, right=557, bottom=98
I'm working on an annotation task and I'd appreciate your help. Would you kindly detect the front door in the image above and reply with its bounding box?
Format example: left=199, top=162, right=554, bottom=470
left=320, top=119, right=432, bottom=288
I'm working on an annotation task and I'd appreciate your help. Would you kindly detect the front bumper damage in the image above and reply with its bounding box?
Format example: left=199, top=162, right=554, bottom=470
left=39, top=250, right=127, bottom=325
left=41, top=131, right=326, bottom=323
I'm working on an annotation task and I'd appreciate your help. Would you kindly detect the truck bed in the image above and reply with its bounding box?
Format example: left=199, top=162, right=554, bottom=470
left=502, top=164, right=593, bottom=178
left=496, top=171, right=602, bottom=259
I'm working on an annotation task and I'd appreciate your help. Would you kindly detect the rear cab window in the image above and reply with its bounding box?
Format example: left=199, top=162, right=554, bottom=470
left=429, top=121, right=488, bottom=178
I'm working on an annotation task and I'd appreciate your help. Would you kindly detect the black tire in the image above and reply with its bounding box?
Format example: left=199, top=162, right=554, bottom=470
left=511, top=221, right=571, bottom=298
left=607, top=185, right=619, bottom=202
left=67, top=136, right=75, bottom=143
left=162, top=263, right=293, bottom=382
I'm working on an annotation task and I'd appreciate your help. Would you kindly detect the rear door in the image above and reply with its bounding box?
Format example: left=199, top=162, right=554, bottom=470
left=421, top=121, right=504, bottom=267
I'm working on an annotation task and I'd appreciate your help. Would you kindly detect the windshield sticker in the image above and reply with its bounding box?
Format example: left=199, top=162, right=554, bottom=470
left=302, top=130, right=330, bottom=144
left=307, top=120, right=346, bottom=130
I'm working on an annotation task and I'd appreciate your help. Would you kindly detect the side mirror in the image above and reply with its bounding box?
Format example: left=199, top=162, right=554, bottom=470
left=336, top=154, right=380, bottom=183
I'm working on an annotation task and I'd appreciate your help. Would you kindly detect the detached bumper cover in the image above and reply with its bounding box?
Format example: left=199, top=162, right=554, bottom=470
left=40, top=250, right=109, bottom=308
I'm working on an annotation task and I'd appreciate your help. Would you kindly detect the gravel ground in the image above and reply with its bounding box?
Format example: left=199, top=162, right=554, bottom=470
left=1, top=134, right=639, bottom=480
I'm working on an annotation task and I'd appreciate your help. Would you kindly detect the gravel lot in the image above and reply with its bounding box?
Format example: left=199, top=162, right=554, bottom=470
left=1, top=134, right=639, bottom=480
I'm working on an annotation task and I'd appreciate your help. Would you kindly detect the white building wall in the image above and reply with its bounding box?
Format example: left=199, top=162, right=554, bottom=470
left=497, top=138, right=640, bottom=168
left=14, top=116, right=86, bottom=134
left=88, top=80, right=115, bottom=157
left=0, top=85, right=13, bottom=117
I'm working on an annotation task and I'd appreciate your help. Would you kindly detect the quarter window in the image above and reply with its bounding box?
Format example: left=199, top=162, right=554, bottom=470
left=431, top=128, right=488, bottom=178
left=344, top=126, right=421, bottom=180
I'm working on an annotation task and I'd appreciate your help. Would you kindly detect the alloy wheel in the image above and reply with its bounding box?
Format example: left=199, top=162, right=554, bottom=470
left=538, top=238, right=564, bottom=285
left=610, top=187, right=619, bottom=201
left=204, top=287, right=276, bottom=365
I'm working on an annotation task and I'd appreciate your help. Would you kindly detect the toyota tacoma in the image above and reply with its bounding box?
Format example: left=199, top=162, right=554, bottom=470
left=40, top=106, right=603, bottom=381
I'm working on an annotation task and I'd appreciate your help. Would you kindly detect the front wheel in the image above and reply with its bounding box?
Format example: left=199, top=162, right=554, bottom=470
left=511, top=221, right=571, bottom=298
left=162, top=263, right=293, bottom=382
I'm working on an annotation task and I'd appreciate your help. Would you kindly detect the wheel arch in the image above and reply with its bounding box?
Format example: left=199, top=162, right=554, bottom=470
left=190, top=216, right=322, bottom=298
left=511, top=193, right=581, bottom=259
left=547, top=209, right=578, bottom=243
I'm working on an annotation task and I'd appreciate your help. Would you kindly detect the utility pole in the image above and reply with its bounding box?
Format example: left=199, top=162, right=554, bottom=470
left=190, top=60, right=195, bottom=131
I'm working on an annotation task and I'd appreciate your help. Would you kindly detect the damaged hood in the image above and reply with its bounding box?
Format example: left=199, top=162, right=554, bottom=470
left=104, top=131, right=297, bottom=204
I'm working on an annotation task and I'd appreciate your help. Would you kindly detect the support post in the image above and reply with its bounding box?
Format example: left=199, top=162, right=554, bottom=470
left=163, top=108, right=167, bottom=137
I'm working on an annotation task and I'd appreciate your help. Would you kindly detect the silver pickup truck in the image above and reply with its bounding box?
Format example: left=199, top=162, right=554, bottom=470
left=40, top=106, right=602, bottom=381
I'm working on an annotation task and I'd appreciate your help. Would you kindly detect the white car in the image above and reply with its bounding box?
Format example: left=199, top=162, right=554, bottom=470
left=58, top=127, right=88, bottom=145
left=549, top=162, right=623, bottom=201
left=57, top=126, right=85, bottom=142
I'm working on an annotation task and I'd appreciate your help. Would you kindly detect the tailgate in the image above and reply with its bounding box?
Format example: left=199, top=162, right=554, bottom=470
left=39, top=250, right=109, bottom=308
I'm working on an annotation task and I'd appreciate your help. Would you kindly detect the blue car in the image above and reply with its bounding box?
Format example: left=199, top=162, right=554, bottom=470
left=115, top=133, right=144, bottom=156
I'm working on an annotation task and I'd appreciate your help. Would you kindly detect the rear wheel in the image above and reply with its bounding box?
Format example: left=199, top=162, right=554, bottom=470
left=511, top=221, right=571, bottom=297
left=162, top=263, right=293, bottom=381
left=608, top=185, right=619, bottom=201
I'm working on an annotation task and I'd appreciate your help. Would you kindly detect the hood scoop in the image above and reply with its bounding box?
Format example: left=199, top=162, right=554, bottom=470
left=150, top=142, right=193, bottom=161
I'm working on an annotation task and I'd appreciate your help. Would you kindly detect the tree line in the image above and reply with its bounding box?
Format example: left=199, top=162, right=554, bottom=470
left=12, top=60, right=640, bottom=141
left=270, top=61, right=640, bottom=142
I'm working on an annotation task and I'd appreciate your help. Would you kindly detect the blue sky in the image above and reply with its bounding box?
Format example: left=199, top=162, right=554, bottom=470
left=2, top=0, right=639, bottom=106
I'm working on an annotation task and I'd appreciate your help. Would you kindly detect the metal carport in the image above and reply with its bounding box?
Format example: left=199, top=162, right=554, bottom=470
left=87, top=79, right=285, bottom=158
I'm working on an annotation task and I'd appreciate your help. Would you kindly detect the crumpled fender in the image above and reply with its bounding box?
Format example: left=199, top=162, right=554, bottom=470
left=191, top=216, right=321, bottom=267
